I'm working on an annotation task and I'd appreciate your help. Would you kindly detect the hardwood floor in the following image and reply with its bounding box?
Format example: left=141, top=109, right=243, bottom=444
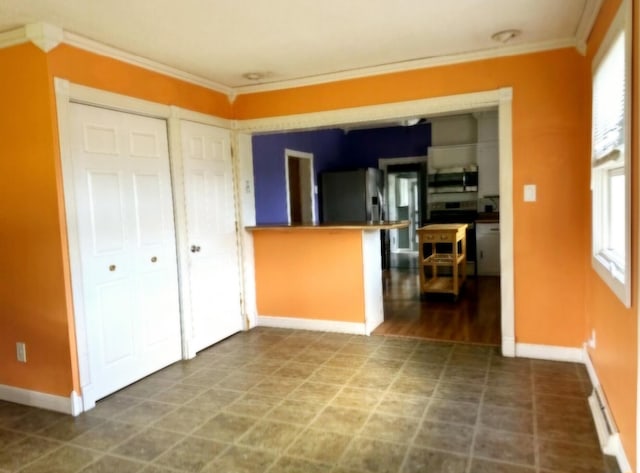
left=374, top=268, right=501, bottom=345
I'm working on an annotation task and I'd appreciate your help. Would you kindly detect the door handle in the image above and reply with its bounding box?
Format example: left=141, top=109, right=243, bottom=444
left=190, top=245, right=201, bottom=253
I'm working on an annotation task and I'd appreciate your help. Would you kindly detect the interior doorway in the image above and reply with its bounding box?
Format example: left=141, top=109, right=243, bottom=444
left=285, top=149, right=315, bottom=224
left=380, top=159, right=428, bottom=269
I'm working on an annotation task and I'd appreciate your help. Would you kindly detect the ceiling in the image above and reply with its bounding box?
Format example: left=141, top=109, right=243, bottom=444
left=0, top=0, right=600, bottom=94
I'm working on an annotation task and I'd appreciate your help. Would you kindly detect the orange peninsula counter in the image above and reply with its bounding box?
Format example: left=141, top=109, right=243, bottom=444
left=246, top=221, right=409, bottom=335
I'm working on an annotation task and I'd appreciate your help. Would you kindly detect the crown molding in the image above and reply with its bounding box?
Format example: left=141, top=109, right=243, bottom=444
left=575, top=0, right=604, bottom=55
left=0, top=26, right=29, bottom=50
left=0, top=4, right=603, bottom=97
left=0, top=23, right=63, bottom=52
left=62, top=31, right=234, bottom=99
left=232, top=38, right=577, bottom=95
left=25, top=23, right=63, bottom=52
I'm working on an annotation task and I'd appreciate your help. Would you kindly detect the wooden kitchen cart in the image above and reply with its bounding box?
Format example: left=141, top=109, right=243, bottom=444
left=417, top=223, right=468, bottom=297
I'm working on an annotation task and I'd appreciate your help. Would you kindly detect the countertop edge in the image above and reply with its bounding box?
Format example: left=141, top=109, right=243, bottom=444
left=245, top=221, right=410, bottom=231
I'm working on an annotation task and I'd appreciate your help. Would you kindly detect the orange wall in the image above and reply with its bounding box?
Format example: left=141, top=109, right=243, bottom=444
left=0, top=42, right=234, bottom=398
left=0, top=43, right=76, bottom=396
left=252, top=230, right=365, bottom=322
left=585, top=0, right=637, bottom=469
left=238, top=49, right=590, bottom=348
left=48, top=44, right=232, bottom=118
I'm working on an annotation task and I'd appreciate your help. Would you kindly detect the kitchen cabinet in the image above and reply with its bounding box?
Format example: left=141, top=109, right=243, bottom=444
left=476, top=222, right=500, bottom=275
left=477, top=141, right=499, bottom=198
left=417, top=224, right=467, bottom=297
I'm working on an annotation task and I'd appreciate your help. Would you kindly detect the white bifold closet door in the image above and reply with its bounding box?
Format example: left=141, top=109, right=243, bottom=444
left=180, top=121, right=243, bottom=353
left=70, top=103, right=182, bottom=401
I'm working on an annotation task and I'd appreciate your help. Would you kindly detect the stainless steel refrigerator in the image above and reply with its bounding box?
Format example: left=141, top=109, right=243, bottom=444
left=320, top=168, right=385, bottom=223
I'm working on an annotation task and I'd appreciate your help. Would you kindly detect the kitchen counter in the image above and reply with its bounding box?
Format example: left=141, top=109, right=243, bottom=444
left=248, top=222, right=407, bottom=336
left=246, top=220, right=409, bottom=231
left=475, top=212, right=500, bottom=223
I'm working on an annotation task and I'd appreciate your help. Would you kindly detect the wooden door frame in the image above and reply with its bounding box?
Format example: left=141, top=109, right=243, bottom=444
left=54, top=78, right=240, bottom=412
left=284, top=149, right=316, bottom=224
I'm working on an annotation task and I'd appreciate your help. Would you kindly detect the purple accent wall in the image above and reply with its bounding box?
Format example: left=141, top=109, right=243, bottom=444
left=252, top=123, right=431, bottom=224
left=343, top=123, right=431, bottom=168
left=252, top=129, right=345, bottom=224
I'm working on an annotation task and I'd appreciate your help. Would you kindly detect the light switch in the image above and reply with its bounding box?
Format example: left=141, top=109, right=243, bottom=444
left=524, top=184, right=536, bottom=202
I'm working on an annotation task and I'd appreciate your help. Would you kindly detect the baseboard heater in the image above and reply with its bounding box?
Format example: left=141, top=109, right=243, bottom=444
left=588, top=385, right=620, bottom=455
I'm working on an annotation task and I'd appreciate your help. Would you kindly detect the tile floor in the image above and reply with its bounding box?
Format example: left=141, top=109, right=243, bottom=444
left=0, top=328, right=621, bottom=473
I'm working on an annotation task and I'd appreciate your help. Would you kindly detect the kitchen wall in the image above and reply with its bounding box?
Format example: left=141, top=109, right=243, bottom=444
left=252, top=123, right=431, bottom=224
left=252, top=129, right=344, bottom=224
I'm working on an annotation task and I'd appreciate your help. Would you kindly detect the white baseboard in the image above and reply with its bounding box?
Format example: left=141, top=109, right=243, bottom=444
left=257, top=315, right=367, bottom=335
left=501, top=335, right=516, bottom=357
left=515, top=343, right=584, bottom=363
left=0, top=384, right=82, bottom=416
left=583, top=347, right=632, bottom=473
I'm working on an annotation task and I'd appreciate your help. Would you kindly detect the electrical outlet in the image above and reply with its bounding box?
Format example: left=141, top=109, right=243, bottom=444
left=588, top=330, right=597, bottom=349
left=524, top=184, right=537, bottom=202
left=16, top=342, right=27, bottom=363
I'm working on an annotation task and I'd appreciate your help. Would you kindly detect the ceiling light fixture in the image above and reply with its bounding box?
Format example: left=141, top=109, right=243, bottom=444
left=491, top=29, right=521, bottom=44
left=242, top=72, right=265, bottom=81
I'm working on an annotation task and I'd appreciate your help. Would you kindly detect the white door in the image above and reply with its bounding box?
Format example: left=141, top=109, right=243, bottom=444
left=70, top=103, right=182, bottom=401
left=181, top=121, right=243, bottom=352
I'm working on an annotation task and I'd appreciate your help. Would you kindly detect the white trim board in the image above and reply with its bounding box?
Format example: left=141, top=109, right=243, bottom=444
left=257, top=316, right=367, bottom=336
left=515, top=343, right=584, bottom=363
left=0, top=385, right=82, bottom=416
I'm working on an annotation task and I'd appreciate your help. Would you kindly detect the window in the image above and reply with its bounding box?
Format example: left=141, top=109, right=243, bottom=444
left=591, top=0, right=631, bottom=307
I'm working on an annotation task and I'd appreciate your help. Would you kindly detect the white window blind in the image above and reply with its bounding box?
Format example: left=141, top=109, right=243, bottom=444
left=592, top=31, right=625, bottom=165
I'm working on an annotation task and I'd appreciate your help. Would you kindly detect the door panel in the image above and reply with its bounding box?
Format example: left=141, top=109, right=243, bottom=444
left=98, top=280, right=135, bottom=364
left=132, top=173, right=165, bottom=245
left=87, top=171, right=126, bottom=253
left=180, top=120, right=243, bottom=353
left=70, top=103, right=182, bottom=401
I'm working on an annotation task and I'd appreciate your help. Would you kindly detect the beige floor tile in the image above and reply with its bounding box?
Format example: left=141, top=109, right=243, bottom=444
left=19, top=445, right=100, bottom=473
left=202, top=445, right=277, bottom=473
left=193, top=412, right=257, bottom=442
left=473, top=428, right=536, bottom=466
left=309, top=405, right=369, bottom=435
left=332, top=387, right=384, bottom=411
left=267, top=456, right=332, bottom=473
left=414, top=420, right=474, bottom=455
left=340, top=437, right=407, bottom=473
left=267, top=399, right=324, bottom=425
left=0, top=436, right=61, bottom=471
left=71, top=420, right=142, bottom=450
left=361, top=412, right=420, bottom=444
left=238, top=419, right=302, bottom=453
left=79, top=455, right=145, bottom=473
left=151, top=405, right=213, bottom=433
left=287, top=428, right=351, bottom=464
left=153, top=436, right=227, bottom=472
left=402, top=447, right=468, bottom=473
left=112, top=427, right=185, bottom=462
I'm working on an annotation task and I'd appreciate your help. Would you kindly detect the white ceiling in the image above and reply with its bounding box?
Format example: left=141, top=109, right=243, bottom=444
left=0, top=0, right=600, bottom=93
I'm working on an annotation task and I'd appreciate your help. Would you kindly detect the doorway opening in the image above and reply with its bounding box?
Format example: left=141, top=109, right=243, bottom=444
left=238, top=88, right=514, bottom=356
left=285, top=149, right=315, bottom=224
left=383, top=161, right=428, bottom=269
